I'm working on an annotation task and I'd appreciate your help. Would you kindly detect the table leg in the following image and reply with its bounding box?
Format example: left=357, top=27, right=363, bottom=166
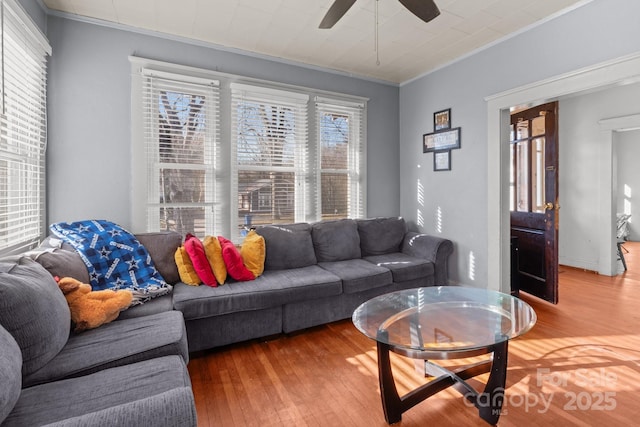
left=377, top=341, right=402, bottom=424
left=473, top=340, right=508, bottom=425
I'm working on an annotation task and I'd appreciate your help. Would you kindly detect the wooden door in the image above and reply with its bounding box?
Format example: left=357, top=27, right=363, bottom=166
left=510, top=102, right=559, bottom=304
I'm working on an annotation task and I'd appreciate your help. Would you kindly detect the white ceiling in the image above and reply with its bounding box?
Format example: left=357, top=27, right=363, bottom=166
left=41, top=0, right=590, bottom=84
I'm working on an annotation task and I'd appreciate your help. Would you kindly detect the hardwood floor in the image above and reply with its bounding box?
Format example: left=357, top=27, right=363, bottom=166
left=188, top=242, right=640, bottom=426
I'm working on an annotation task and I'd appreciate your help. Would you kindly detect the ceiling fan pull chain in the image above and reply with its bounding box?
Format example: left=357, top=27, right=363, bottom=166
left=375, top=0, right=380, bottom=66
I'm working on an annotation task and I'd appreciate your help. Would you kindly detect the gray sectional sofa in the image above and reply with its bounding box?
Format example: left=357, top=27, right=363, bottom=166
left=0, top=216, right=452, bottom=426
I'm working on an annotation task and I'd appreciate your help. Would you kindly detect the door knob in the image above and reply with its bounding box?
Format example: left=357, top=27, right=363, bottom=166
left=544, top=202, right=554, bottom=210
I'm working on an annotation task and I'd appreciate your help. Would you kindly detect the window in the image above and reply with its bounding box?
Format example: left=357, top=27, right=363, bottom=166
left=138, top=70, right=220, bottom=236
left=0, top=0, right=51, bottom=255
left=317, top=98, right=365, bottom=220
left=132, top=58, right=367, bottom=241
left=231, top=83, right=309, bottom=237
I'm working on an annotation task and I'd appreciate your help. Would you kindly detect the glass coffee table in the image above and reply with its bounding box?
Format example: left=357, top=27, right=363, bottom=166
left=352, top=286, right=536, bottom=425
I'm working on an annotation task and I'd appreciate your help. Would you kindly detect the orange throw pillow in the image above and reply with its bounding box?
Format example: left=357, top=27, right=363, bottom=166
left=174, top=246, right=201, bottom=286
left=240, top=230, right=265, bottom=277
left=203, top=235, right=227, bottom=285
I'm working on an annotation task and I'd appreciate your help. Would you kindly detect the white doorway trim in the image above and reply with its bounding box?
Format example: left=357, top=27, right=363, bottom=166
left=485, top=52, right=640, bottom=293
left=598, top=114, right=640, bottom=276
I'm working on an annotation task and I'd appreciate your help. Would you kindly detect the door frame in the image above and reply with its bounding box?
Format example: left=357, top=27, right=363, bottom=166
left=486, top=52, right=640, bottom=293
left=599, top=114, right=640, bottom=275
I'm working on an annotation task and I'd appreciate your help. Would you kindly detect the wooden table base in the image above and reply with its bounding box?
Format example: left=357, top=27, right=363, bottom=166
left=377, top=340, right=508, bottom=425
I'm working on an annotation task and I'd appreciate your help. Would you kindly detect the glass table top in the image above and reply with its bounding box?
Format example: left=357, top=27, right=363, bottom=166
left=352, top=286, right=536, bottom=353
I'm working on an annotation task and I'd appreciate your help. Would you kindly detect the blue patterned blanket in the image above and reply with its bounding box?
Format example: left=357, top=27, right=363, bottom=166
left=50, top=220, right=171, bottom=305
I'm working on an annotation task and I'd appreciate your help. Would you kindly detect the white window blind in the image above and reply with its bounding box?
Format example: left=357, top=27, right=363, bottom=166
left=131, top=58, right=367, bottom=241
left=316, top=97, right=365, bottom=220
left=0, top=0, right=50, bottom=255
left=141, top=70, right=221, bottom=237
left=230, top=83, right=309, bottom=241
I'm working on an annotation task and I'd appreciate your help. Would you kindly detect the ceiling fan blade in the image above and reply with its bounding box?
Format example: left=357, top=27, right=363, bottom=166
left=398, top=0, right=440, bottom=23
left=319, top=0, right=358, bottom=29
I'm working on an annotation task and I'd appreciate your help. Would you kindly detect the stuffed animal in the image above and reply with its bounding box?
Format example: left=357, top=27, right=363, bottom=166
left=56, top=277, right=133, bottom=332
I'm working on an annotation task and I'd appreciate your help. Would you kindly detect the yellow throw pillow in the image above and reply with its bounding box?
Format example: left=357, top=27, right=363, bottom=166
left=240, top=230, right=265, bottom=277
left=174, top=246, right=201, bottom=286
left=203, top=235, right=227, bottom=285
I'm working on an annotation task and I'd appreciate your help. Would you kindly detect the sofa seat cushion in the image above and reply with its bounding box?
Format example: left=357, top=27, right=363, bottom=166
left=363, top=252, right=435, bottom=283
left=23, top=311, right=188, bottom=388
left=0, top=257, right=70, bottom=380
left=319, top=259, right=392, bottom=294
left=117, top=293, right=174, bottom=320
left=3, top=355, right=193, bottom=427
left=38, top=388, right=196, bottom=427
left=173, top=265, right=342, bottom=320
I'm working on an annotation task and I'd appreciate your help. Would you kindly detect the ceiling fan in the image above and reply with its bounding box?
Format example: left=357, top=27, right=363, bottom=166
left=319, top=0, right=440, bottom=29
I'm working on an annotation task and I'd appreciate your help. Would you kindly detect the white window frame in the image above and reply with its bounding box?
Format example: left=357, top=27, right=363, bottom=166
left=131, top=60, right=221, bottom=236
left=130, top=57, right=367, bottom=240
left=0, top=0, right=51, bottom=256
left=316, top=97, right=366, bottom=220
left=230, top=83, right=310, bottom=241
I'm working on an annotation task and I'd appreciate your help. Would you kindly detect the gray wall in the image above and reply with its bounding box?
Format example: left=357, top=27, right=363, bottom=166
left=616, top=130, right=640, bottom=242
left=45, top=15, right=400, bottom=230
left=17, top=0, right=46, bottom=32
left=399, top=0, right=640, bottom=286
left=28, top=0, right=640, bottom=284
left=558, top=83, right=640, bottom=271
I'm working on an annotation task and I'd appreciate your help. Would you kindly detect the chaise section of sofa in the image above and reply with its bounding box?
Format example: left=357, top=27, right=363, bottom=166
left=1, top=341, right=195, bottom=427
left=0, top=256, right=196, bottom=427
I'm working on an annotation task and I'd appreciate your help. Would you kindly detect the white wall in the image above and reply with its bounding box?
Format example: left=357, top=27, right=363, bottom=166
left=616, top=130, right=640, bottom=241
left=558, top=83, right=640, bottom=270
left=45, top=15, right=400, bottom=231
left=399, top=0, right=640, bottom=286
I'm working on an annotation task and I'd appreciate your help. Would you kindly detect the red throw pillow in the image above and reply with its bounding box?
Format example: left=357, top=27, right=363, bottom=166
left=184, top=234, right=218, bottom=287
left=218, top=236, right=255, bottom=281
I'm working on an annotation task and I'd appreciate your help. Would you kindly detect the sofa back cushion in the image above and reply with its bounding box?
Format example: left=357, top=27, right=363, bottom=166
left=312, top=219, right=361, bottom=262
left=0, top=257, right=70, bottom=378
left=136, top=231, right=182, bottom=284
left=255, top=223, right=317, bottom=270
left=36, top=237, right=90, bottom=283
left=357, top=217, right=408, bottom=256
left=0, top=325, right=21, bottom=424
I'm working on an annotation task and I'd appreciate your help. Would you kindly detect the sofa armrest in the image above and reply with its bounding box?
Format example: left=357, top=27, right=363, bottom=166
left=401, top=232, right=453, bottom=285
left=41, top=388, right=197, bottom=427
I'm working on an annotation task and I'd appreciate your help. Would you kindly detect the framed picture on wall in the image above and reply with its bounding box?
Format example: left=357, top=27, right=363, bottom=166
left=423, top=127, right=461, bottom=152
left=434, top=108, right=451, bottom=131
left=434, top=150, right=451, bottom=171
